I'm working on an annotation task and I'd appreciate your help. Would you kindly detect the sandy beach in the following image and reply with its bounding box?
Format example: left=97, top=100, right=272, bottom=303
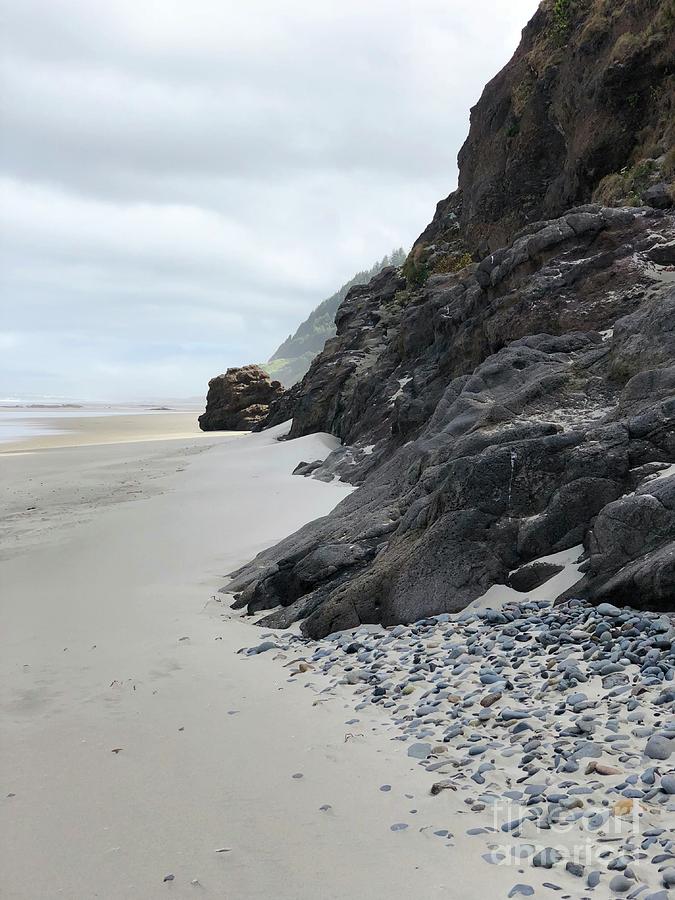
left=0, top=417, right=456, bottom=899
left=4, top=0, right=674, bottom=897
left=2, top=415, right=673, bottom=900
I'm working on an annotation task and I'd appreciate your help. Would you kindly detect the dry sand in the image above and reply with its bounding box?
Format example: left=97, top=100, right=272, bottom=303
left=1, top=417, right=493, bottom=900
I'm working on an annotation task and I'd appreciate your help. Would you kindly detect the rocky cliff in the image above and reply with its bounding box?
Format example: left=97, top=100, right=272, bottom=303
left=408, top=0, right=675, bottom=271
left=199, top=365, right=284, bottom=431
left=263, top=249, right=406, bottom=387
left=227, top=0, right=675, bottom=636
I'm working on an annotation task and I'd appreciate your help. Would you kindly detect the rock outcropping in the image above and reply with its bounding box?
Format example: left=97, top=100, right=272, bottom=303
left=227, top=0, right=675, bottom=635
left=408, top=0, right=675, bottom=270
left=199, top=365, right=284, bottom=431
left=231, top=208, right=675, bottom=634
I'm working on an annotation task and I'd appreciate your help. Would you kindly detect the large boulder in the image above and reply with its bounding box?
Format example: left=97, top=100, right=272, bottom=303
left=560, top=472, right=675, bottom=611
left=198, top=365, right=284, bottom=431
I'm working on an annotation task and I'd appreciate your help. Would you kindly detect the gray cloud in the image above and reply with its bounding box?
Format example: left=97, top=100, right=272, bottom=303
left=0, top=0, right=539, bottom=400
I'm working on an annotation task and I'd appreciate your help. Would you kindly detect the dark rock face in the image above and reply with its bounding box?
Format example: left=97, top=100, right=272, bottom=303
left=199, top=365, right=284, bottom=431
left=508, top=561, right=564, bottom=593
left=280, top=266, right=405, bottom=442
left=276, top=207, right=674, bottom=447
left=253, top=379, right=302, bottom=432
left=229, top=208, right=675, bottom=635
left=418, top=0, right=675, bottom=259
left=226, top=2, right=675, bottom=634
left=643, top=183, right=675, bottom=210
left=562, top=471, right=675, bottom=610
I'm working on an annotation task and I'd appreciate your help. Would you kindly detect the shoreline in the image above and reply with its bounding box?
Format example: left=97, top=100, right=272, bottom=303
left=0, top=410, right=229, bottom=455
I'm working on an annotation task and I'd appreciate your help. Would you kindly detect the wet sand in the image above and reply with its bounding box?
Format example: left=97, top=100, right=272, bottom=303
left=1, top=420, right=470, bottom=899
left=0, top=411, right=220, bottom=454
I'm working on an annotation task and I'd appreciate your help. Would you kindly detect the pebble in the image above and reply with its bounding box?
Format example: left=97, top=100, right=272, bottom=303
left=241, top=597, right=675, bottom=898
left=609, top=873, right=634, bottom=892
left=508, top=886, right=535, bottom=898
left=661, top=775, right=675, bottom=794
left=597, top=603, right=622, bottom=617
left=407, top=742, right=431, bottom=759
left=646, top=735, right=674, bottom=760
left=247, top=641, right=278, bottom=655
left=532, top=848, right=562, bottom=869
left=565, top=862, right=584, bottom=877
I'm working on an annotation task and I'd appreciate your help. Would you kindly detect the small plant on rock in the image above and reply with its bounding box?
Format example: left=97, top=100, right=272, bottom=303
left=550, top=0, right=574, bottom=43
left=402, top=253, right=430, bottom=289
left=433, top=251, right=474, bottom=275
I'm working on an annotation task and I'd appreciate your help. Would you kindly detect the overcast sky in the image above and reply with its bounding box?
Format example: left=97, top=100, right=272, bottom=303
left=1, top=0, right=539, bottom=401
